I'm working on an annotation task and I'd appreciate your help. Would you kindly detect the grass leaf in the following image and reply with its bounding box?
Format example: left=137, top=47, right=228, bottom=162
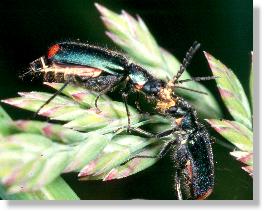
left=204, top=52, right=252, bottom=129
left=206, top=119, right=252, bottom=152
left=0, top=104, right=79, bottom=200
left=1, top=82, right=168, bottom=193
left=0, top=132, right=111, bottom=193
left=78, top=135, right=159, bottom=178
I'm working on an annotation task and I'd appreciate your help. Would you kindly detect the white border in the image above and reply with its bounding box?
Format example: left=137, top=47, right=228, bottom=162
left=0, top=0, right=261, bottom=212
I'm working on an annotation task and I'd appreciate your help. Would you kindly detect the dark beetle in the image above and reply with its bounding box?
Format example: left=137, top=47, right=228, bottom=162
left=30, top=42, right=160, bottom=94
left=29, top=41, right=212, bottom=123
left=29, top=41, right=215, bottom=200
left=29, top=41, right=164, bottom=120
left=133, top=92, right=215, bottom=200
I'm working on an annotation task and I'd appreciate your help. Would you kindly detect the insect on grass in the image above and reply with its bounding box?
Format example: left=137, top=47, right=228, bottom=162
left=25, top=41, right=217, bottom=199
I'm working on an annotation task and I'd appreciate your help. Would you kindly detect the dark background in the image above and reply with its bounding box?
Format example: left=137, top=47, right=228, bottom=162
left=0, top=0, right=252, bottom=199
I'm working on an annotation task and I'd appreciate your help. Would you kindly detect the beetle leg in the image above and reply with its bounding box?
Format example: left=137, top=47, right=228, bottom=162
left=178, top=76, right=219, bottom=84
left=156, top=140, right=177, bottom=158
left=127, top=139, right=179, bottom=161
left=94, top=85, right=113, bottom=113
left=134, top=92, right=151, bottom=116
left=122, top=91, right=131, bottom=133
left=156, top=127, right=180, bottom=138
left=135, top=92, right=143, bottom=112
left=129, top=127, right=180, bottom=139
left=94, top=93, right=103, bottom=113
left=34, top=81, right=70, bottom=117
left=129, top=127, right=155, bottom=137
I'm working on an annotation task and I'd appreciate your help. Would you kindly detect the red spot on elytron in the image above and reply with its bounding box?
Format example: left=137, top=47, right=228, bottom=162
left=48, top=44, right=60, bottom=58
left=185, top=160, right=193, bottom=179
left=196, top=189, right=213, bottom=200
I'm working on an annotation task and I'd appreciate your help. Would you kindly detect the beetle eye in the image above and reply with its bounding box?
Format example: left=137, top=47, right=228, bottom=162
left=30, top=56, right=48, bottom=72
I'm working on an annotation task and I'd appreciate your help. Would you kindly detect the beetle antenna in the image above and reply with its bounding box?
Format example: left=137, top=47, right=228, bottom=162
left=172, top=41, right=201, bottom=84
left=177, top=76, right=219, bottom=84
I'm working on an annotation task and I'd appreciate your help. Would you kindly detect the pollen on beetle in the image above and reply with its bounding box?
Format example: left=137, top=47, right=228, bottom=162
left=48, top=44, right=60, bottom=59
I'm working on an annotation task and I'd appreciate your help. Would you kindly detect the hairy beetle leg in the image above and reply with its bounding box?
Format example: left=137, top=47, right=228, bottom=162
left=125, top=139, right=179, bottom=162
left=94, top=94, right=102, bottom=114
left=94, top=85, right=114, bottom=114
left=122, top=91, right=131, bottom=133
left=34, top=81, right=70, bottom=118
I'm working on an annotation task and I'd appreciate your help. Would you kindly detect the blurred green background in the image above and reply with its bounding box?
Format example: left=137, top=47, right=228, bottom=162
left=0, top=0, right=252, bottom=199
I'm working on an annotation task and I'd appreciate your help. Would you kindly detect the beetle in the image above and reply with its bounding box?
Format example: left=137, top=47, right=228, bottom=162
left=29, top=41, right=164, bottom=128
left=28, top=41, right=216, bottom=199
left=172, top=122, right=214, bottom=200
left=130, top=94, right=215, bottom=200
left=28, top=41, right=215, bottom=130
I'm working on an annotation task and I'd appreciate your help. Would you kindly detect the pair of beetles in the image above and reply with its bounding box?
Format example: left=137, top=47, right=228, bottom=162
left=29, top=41, right=216, bottom=200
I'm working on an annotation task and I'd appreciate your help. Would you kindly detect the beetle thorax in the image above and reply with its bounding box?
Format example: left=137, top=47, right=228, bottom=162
left=156, top=87, right=176, bottom=113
